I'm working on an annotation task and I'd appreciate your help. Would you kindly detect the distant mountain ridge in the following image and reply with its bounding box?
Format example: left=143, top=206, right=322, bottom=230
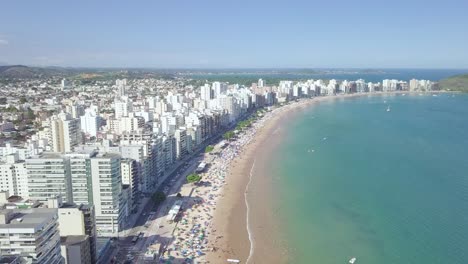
left=0, top=65, right=74, bottom=79
left=439, top=73, right=468, bottom=92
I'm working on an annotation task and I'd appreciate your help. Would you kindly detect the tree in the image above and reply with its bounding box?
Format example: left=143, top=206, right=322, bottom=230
left=205, top=145, right=214, bottom=153
left=20, top=97, right=27, bottom=104
left=223, top=131, right=235, bottom=141
left=186, top=173, right=201, bottom=183
left=26, top=108, right=36, bottom=120
left=152, top=191, right=166, bottom=205
left=176, top=193, right=182, bottom=198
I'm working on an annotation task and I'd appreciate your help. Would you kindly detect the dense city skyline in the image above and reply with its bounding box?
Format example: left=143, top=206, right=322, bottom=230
left=1, top=0, right=468, bottom=68
left=0, top=71, right=441, bottom=263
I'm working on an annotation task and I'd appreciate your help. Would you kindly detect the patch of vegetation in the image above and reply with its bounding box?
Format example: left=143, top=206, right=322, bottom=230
left=186, top=173, right=202, bottom=183
left=152, top=191, right=166, bottom=205
left=204, top=145, right=214, bottom=153
left=439, top=74, right=468, bottom=92
left=223, top=131, right=235, bottom=140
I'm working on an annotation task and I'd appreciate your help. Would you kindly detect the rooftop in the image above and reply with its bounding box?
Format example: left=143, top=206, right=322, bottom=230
left=0, top=256, right=20, bottom=264
left=0, top=208, right=57, bottom=229
left=28, top=152, right=63, bottom=159
left=60, top=235, right=89, bottom=246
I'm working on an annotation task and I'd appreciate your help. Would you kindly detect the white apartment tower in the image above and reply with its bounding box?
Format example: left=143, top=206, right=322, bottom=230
left=114, top=96, right=133, bottom=119
left=80, top=109, right=99, bottom=137
left=212, top=82, right=227, bottom=98
left=116, top=79, right=127, bottom=97
left=0, top=159, right=28, bottom=198
left=258, top=78, right=265, bottom=87
left=90, top=153, right=125, bottom=237
left=26, top=153, right=72, bottom=203
left=50, top=113, right=81, bottom=153
left=0, top=208, right=63, bottom=263
left=174, top=128, right=188, bottom=160
left=200, top=84, right=212, bottom=101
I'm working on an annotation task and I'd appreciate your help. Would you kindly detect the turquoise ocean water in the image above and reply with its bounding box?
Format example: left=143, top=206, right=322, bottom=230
left=270, top=93, right=468, bottom=264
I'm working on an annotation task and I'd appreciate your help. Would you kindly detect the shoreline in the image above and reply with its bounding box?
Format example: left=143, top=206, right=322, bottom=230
left=206, top=91, right=448, bottom=264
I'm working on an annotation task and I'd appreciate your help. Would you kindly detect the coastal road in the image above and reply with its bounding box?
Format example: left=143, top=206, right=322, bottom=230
left=111, top=150, right=205, bottom=263
left=132, top=159, right=200, bottom=263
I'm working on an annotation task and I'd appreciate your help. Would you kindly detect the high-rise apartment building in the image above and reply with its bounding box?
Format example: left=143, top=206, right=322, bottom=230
left=0, top=208, right=63, bottom=263
left=50, top=113, right=81, bottom=153
left=26, top=153, right=72, bottom=203
left=26, top=151, right=126, bottom=237
left=200, top=84, right=212, bottom=101
left=80, top=109, right=99, bottom=137
left=258, top=78, right=265, bottom=87
left=0, top=155, right=28, bottom=198
left=114, top=96, right=132, bottom=119
left=90, top=153, right=125, bottom=237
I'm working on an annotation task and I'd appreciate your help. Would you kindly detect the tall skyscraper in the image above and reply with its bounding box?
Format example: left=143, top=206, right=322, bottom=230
left=174, top=128, right=188, bottom=160
left=90, top=153, right=125, bottom=237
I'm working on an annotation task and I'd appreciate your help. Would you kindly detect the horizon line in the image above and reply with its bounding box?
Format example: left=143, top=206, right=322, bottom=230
left=2, top=64, right=468, bottom=71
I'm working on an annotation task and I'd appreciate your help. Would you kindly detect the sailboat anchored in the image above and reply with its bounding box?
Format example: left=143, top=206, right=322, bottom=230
left=386, top=106, right=391, bottom=112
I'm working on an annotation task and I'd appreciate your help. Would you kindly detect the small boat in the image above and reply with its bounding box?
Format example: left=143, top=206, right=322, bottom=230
left=386, top=106, right=391, bottom=112
left=349, top=257, right=357, bottom=263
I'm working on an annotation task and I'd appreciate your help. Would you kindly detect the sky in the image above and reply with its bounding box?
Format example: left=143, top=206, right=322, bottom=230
left=1, top=0, right=468, bottom=68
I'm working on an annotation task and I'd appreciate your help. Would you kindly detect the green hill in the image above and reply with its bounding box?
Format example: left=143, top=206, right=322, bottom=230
left=0, top=65, right=73, bottom=79
left=439, top=73, right=468, bottom=92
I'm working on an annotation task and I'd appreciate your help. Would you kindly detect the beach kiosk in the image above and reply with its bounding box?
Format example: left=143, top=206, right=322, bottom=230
left=195, top=162, right=207, bottom=173
left=167, top=200, right=183, bottom=223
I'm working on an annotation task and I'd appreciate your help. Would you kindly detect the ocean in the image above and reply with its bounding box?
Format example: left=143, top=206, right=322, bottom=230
left=269, top=93, right=468, bottom=263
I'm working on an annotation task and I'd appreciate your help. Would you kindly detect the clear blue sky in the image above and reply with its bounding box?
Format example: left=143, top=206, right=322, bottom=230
left=1, top=0, right=467, bottom=68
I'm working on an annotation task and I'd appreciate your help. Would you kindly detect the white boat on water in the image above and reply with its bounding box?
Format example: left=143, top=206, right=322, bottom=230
left=349, top=257, right=357, bottom=263
left=386, top=106, right=391, bottom=112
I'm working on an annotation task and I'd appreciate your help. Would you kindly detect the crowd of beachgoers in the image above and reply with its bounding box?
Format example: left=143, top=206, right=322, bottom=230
left=158, top=102, right=293, bottom=263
